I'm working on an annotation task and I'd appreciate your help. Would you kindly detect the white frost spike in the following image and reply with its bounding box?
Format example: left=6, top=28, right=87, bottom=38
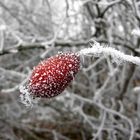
left=79, top=40, right=140, bottom=66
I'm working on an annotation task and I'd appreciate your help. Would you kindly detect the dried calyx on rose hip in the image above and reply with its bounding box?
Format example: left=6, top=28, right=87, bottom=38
left=28, top=52, right=80, bottom=98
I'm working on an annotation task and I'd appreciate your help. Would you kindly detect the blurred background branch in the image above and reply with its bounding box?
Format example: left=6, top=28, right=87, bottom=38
left=0, top=0, right=140, bottom=139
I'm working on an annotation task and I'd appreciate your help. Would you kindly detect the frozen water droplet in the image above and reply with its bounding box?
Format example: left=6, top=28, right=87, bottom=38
left=69, top=64, right=72, bottom=67
left=34, top=73, right=39, bottom=77
left=43, top=73, right=46, bottom=76
left=39, top=77, right=42, bottom=80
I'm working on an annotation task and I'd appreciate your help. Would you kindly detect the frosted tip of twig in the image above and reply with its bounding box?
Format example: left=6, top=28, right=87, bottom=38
left=79, top=40, right=102, bottom=57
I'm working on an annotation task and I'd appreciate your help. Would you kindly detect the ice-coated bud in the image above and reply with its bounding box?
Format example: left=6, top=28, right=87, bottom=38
left=28, top=52, right=80, bottom=98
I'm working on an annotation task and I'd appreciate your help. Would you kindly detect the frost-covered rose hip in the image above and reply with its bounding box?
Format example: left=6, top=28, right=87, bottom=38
left=28, top=53, right=80, bottom=98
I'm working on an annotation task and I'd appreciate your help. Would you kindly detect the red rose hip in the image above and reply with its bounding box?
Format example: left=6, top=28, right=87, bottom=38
left=28, top=52, right=80, bottom=98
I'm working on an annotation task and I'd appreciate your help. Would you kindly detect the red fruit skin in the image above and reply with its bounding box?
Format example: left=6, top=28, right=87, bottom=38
left=28, top=53, right=80, bottom=98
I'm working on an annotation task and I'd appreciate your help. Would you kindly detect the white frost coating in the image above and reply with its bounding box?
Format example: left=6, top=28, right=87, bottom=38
left=19, top=85, right=39, bottom=107
left=57, top=70, right=63, bottom=75
left=69, top=64, right=72, bottom=67
left=0, top=24, right=6, bottom=30
left=34, top=73, right=39, bottom=77
left=39, top=77, right=42, bottom=80
left=132, top=29, right=140, bottom=36
left=79, top=40, right=140, bottom=66
left=19, top=85, right=33, bottom=107
left=43, top=73, right=47, bottom=76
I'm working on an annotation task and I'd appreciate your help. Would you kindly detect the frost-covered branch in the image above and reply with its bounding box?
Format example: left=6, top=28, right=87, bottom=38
left=92, top=110, right=106, bottom=140
left=80, top=40, right=140, bottom=66
left=72, top=93, right=134, bottom=140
